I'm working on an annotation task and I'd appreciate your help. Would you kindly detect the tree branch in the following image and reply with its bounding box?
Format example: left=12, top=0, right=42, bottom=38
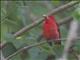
left=57, top=20, right=79, bottom=60
left=6, top=37, right=80, bottom=60
left=0, top=16, right=72, bottom=60
left=0, top=41, right=6, bottom=49
left=6, top=18, right=80, bottom=60
left=58, top=16, right=73, bottom=26
left=5, top=1, right=79, bottom=60
left=13, top=1, right=78, bottom=37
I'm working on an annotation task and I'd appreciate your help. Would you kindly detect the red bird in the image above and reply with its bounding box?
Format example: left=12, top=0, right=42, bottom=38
left=43, top=15, right=61, bottom=46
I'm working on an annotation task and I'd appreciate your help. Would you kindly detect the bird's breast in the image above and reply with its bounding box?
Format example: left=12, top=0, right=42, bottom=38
left=43, top=22, right=59, bottom=40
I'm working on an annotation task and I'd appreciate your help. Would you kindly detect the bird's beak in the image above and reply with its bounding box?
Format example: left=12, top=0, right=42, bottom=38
left=43, top=14, right=49, bottom=19
left=43, top=14, right=47, bottom=17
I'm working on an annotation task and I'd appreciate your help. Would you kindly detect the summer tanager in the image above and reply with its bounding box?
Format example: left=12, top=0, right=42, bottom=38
left=43, top=15, right=61, bottom=46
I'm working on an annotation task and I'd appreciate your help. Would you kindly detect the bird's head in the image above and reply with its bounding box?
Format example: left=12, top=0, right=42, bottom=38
left=43, top=15, right=56, bottom=22
left=43, top=14, right=49, bottom=20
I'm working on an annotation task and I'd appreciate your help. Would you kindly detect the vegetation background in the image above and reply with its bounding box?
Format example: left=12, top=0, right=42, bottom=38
left=1, top=1, right=80, bottom=60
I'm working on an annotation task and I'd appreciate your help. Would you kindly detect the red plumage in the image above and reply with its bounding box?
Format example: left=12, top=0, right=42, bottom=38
left=43, top=15, right=61, bottom=46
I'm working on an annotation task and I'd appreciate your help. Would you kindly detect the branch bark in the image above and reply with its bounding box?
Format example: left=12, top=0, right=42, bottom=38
left=13, top=1, right=78, bottom=37
left=5, top=1, right=79, bottom=60
left=0, top=41, right=6, bottom=49
left=57, top=20, right=79, bottom=60
left=6, top=37, right=80, bottom=60
left=6, top=16, right=80, bottom=60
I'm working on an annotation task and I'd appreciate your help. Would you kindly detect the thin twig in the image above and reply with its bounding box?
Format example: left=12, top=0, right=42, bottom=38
left=6, top=37, right=80, bottom=60
left=6, top=41, right=46, bottom=60
left=6, top=16, right=77, bottom=60
left=1, top=16, right=73, bottom=60
left=13, top=1, right=78, bottom=37
left=0, top=16, right=73, bottom=50
left=4, top=1, right=79, bottom=60
left=58, top=16, right=73, bottom=26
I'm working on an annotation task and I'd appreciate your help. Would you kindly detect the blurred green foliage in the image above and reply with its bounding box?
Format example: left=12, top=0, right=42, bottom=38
left=1, top=1, right=80, bottom=60
left=73, top=3, right=80, bottom=21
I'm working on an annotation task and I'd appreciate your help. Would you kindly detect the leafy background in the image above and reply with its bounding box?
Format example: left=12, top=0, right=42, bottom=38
left=1, top=1, right=80, bottom=60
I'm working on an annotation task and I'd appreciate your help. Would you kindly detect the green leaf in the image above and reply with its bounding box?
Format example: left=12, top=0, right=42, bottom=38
left=2, top=42, right=17, bottom=58
left=73, top=3, right=80, bottom=21
left=52, top=1, right=60, bottom=5
left=28, top=47, right=48, bottom=60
